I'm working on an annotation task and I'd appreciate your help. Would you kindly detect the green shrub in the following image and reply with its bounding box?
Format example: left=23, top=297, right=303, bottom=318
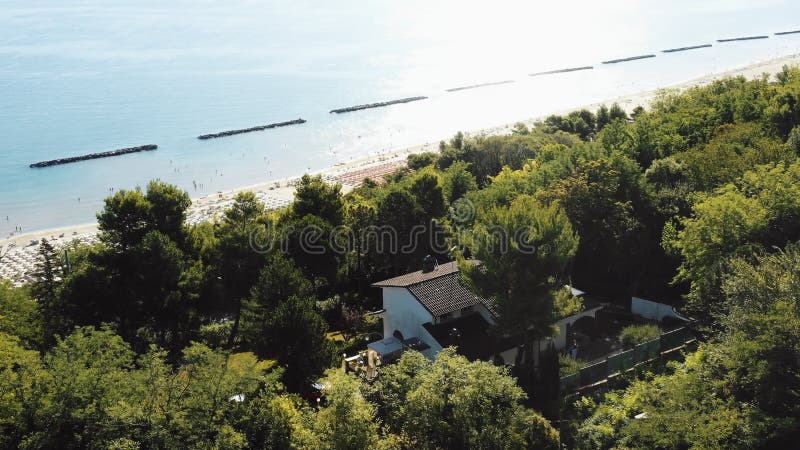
left=559, top=354, right=588, bottom=377
left=618, top=324, right=660, bottom=348
left=788, top=125, right=800, bottom=153
left=407, top=152, right=439, bottom=170
left=197, top=321, right=233, bottom=348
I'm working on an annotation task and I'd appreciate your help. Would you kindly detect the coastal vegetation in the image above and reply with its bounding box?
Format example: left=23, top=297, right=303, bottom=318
left=2, top=66, right=800, bottom=448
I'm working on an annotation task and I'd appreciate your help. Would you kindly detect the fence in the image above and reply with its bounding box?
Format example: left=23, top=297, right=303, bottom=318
left=560, top=326, right=695, bottom=393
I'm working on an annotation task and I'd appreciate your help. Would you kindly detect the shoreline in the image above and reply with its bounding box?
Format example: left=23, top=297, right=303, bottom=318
left=2, top=52, right=800, bottom=283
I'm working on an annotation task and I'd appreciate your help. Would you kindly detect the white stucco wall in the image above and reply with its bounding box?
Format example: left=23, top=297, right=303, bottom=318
left=529, top=304, right=606, bottom=366
left=549, top=305, right=604, bottom=351
left=380, top=286, right=604, bottom=364
left=496, top=347, right=519, bottom=366
left=381, top=287, right=435, bottom=342
left=631, top=297, right=690, bottom=322
left=418, top=325, right=444, bottom=359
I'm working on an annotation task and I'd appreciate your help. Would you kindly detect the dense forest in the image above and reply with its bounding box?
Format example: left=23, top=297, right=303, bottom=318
left=2, top=66, right=800, bottom=449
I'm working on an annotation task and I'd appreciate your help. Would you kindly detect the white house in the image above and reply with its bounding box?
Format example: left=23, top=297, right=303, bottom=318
left=368, top=259, right=603, bottom=365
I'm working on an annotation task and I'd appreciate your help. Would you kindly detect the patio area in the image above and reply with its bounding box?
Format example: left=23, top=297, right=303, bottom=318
left=568, top=303, right=684, bottom=363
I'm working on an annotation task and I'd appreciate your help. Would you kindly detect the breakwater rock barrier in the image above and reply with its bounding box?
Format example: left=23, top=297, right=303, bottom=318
left=30, top=145, right=158, bottom=168
left=602, top=54, right=656, bottom=64
left=662, top=44, right=712, bottom=53
left=530, top=66, right=594, bottom=77
left=446, top=80, right=515, bottom=92
left=197, top=118, right=306, bottom=140
left=330, top=96, right=427, bottom=114
left=717, top=36, right=769, bottom=42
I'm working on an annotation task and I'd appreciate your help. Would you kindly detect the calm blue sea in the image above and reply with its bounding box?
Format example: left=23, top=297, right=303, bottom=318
left=1, top=0, right=799, bottom=235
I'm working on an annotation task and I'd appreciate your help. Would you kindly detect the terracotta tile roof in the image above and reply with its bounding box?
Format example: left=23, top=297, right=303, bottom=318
left=372, top=260, right=497, bottom=317
left=372, top=260, right=476, bottom=288
left=408, top=272, right=496, bottom=317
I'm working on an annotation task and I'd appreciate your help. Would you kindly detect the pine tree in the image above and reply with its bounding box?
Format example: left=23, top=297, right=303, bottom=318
left=31, top=239, right=60, bottom=305
left=31, top=238, right=64, bottom=342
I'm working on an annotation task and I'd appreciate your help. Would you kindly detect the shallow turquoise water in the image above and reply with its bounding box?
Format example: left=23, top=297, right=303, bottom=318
left=1, top=0, right=799, bottom=234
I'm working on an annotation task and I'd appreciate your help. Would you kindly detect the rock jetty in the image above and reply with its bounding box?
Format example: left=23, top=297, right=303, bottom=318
left=662, top=44, right=712, bottom=53
left=529, top=66, right=594, bottom=76
left=602, top=54, right=656, bottom=64
left=197, top=118, right=306, bottom=140
left=446, top=80, right=515, bottom=92
left=330, top=96, right=427, bottom=114
left=717, top=36, right=769, bottom=42
left=29, top=145, right=158, bottom=168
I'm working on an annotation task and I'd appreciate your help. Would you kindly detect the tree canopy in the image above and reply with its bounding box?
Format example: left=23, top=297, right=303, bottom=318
left=4, top=65, right=800, bottom=449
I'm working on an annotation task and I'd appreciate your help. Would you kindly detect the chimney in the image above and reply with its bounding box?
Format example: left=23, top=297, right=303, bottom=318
left=421, top=255, right=437, bottom=273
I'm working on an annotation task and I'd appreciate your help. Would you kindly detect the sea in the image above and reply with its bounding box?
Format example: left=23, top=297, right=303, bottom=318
left=1, top=0, right=800, bottom=235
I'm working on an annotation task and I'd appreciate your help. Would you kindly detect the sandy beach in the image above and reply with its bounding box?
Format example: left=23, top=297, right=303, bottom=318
left=2, top=53, right=799, bottom=284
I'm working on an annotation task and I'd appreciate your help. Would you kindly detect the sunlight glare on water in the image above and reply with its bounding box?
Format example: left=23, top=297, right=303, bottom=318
left=0, top=0, right=799, bottom=234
